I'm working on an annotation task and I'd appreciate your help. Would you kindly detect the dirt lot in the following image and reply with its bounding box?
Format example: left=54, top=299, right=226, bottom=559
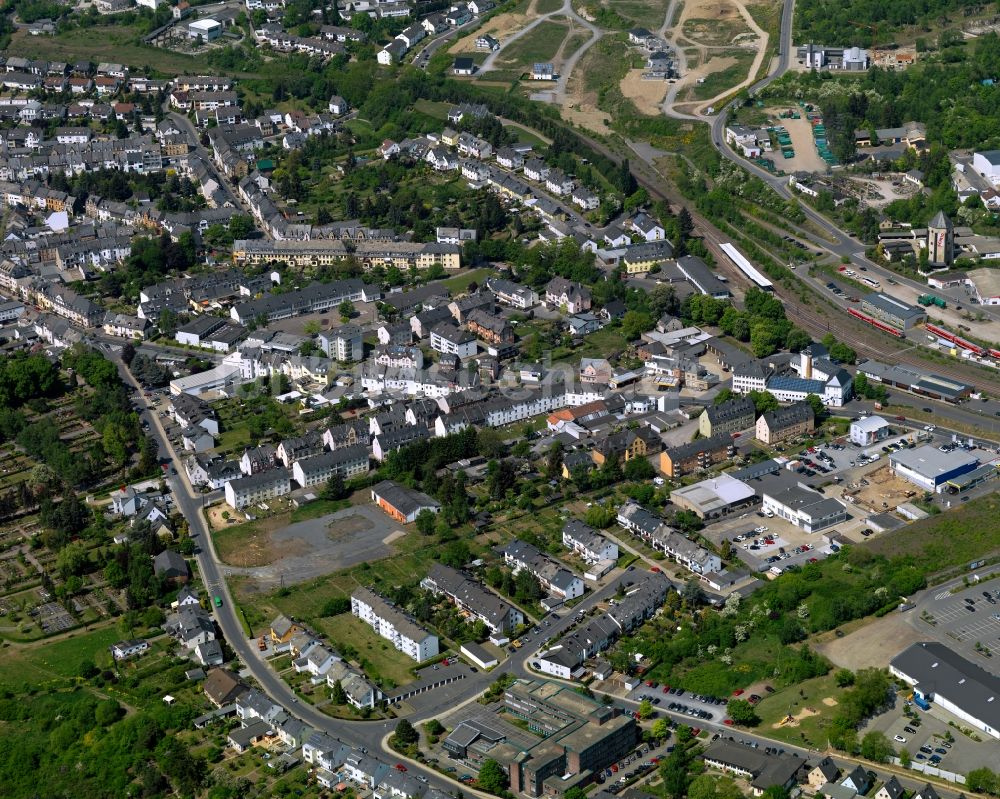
left=213, top=513, right=301, bottom=568
left=842, top=465, right=919, bottom=515
left=619, top=69, right=668, bottom=115
left=766, top=110, right=829, bottom=174
left=212, top=505, right=403, bottom=588
left=665, top=0, right=771, bottom=115
left=814, top=612, right=927, bottom=671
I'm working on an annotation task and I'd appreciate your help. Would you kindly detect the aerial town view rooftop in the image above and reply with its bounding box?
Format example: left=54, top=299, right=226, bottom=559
left=0, top=0, right=999, bottom=796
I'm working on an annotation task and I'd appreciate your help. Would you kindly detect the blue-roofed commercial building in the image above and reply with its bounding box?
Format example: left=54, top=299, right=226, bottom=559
left=889, top=445, right=980, bottom=493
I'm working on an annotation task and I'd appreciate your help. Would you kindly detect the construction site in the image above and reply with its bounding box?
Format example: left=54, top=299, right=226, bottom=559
left=840, top=466, right=920, bottom=515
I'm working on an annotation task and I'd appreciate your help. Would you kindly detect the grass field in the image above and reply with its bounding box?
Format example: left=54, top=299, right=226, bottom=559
left=535, top=0, right=563, bottom=12
left=0, top=624, right=120, bottom=688
left=441, top=267, right=494, bottom=294
left=601, top=0, right=673, bottom=28
left=313, top=614, right=419, bottom=688
left=754, top=672, right=842, bottom=748
left=866, top=493, right=1000, bottom=577
left=690, top=52, right=756, bottom=100
left=496, top=20, right=569, bottom=68
left=6, top=27, right=218, bottom=75
left=503, top=122, right=551, bottom=148
left=413, top=99, right=455, bottom=121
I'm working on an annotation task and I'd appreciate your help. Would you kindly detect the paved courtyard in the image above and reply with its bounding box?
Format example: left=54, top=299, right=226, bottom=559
left=225, top=505, right=402, bottom=589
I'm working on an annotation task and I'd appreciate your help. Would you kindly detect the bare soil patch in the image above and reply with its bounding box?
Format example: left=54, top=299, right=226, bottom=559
left=619, top=68, right=668, bottom=115
left=815, top=612, right=927, bottom=671
left=772, top=706, right=819, bottom=728
left=451, top=8, right=538, bottom=53
left=842, top=464, right=919, bottom=515
left=821, top=696, right=839, bottom=707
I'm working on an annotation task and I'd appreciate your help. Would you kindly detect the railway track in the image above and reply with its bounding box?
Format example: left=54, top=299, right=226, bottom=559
left=608, top=141, right=1000, bottom=394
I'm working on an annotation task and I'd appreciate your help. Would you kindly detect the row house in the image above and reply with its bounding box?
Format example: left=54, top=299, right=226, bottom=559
left=501, top=539, right=584, bottom=600
left=351, top=586, right=438, bottom=662
left=420, top=563, right=523, bottom=634
left=465, top=308, right=515, bottom=345
left=291, top=444, right=370, bottom=487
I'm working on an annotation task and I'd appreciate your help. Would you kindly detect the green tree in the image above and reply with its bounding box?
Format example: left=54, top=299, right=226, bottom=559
left=331, top=680, right=347, bottom=704
left=966, top=768, right=999, bottom=795
left=785, top=327, right=812, bottom=352
left=673, top=509, right=704, bottom=533
left=322, top=473, right=347, bottom=501
left=651, top=717, right=671, bottom=740
left=726, top=698, right=760, bottom=726
left=339, top=299, right=355, bottom=322
left=477, top=759, right=508, bottom=794
left=835, top=668, right=855, bottom=687
left=748, top=390, right=779, bottom=416
left=860, top=731, right=894, bottom=763
left=899, top=748, right=911, bottom=768
left=805, top=393, right=825, bottom=419
left=638, top=698, right=654, bottom=719
left=829, top=342, right=857, bottom=364
left=624, top=456, right=655, bottom=480
left=415, top=509, right=437, bottom=535
left=392, top=718, right=418, bottom=746
left=621, top=310, right=654, bottom=340
left=424, top=719, right=445, bottom=737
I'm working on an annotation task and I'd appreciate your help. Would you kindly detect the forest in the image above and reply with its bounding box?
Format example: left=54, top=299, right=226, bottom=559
left=794, top=0, right=985, bottom=44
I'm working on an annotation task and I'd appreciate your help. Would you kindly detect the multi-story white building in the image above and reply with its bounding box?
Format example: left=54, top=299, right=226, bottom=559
left=761, top=484, right=847, bottom=533
left=429, top=322, right=476, bottom=358
left=224, top=468, right=292, bottom=509
left=561, top=519, right=618, bottom=564
left=731, top=361, right=769, bottom=394
left=291, top=445, right=369, bottom=487
left=320, top=325, right=363, bottom=362
left=351, top=586, right=439, bottom=662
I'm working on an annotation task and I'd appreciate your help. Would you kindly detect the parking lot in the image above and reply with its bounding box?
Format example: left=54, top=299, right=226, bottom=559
left=702, top=510, right=836, bottom=574
left=628, top=681, right=730, bottom=725
left=864, top=692, right=997, bottom=775
left=910, top=576, right=1000, bottom=671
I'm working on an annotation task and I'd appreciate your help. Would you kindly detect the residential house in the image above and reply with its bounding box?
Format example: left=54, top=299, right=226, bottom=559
left=352, top=586, right=439, bottom=661
left=755, top=402, right=814, bottom=444
left=698, top=396, right=755, bottom=437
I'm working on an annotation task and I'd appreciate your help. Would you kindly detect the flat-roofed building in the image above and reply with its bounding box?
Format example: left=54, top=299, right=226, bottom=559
left=761, top=482, right=846, bottom=532
left=889, top=445, right=980, bottom=492
left=670, top=473, right=757, bottom=519
left=890, top=641, right=1000, bottom=739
